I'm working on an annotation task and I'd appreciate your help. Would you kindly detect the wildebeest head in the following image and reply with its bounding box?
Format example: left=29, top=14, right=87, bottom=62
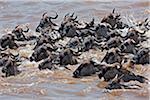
left=66, top=36, right=82, bottom=52
left=73, top=62, right=95, bottom=78
left=73, top=58, right=102, bottom=78
left=36, top=12, right=58, bottom=33
left=59, top=48, right=78, bottom=65
left=62, top=13, right=78, bottom=25
left=95, top=23, right=111, bottom=39
left=125, top=29, right=141, bottom=44
left=119, top=39, right=137, bottom=54
left=0, top=34, right=18, bottom=49
left=12, top=25, right=29, bottom=41
left=101, top=48, right=123, bottom=64
left=59, top=13, right=80, bottom=37
left=38, top=57, right=54, bottom=70
left=101, top=8, right=122, bottom=29
left=134, top=48, right=149, bottom=64
left=30, top=44, right=52, bottom=62
left=104, top=36, right=123, bottom=50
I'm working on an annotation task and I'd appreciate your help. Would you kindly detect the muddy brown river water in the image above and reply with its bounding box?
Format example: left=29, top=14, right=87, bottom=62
left=0, top=0, right=150, bottom=100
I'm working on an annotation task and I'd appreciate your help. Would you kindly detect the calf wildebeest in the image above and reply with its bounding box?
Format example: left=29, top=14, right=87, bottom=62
left=133, top=48, right=149, bottom=64
left=0, top=34, right=18, bottom=49
left=36, top=12, right=58, bottom=33
left=101, top=48, right=123, bottom=64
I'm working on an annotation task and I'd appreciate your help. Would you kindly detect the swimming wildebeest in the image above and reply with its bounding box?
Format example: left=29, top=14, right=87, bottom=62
left=58, top=48, right=78, bottom=66
left=101, top=48, right=123, bottom=64
left=38, top=57, right=55, bottom=70
left=133, top=48, right=149, bottom=64
left=101, top=8, right=128, bottom=29
left=30, top=43, right=55, bottom=62
left=12, top=25, right=29, bottom=41
left=73, top=58, right=102, bottom=78
left=36, top=12, right=58, bottom=33
left=1, top=53, right=21, bottom=77
left=0, top=34, right=18, bottom=50
left=119, top=39, right=137, bottom=54
left=98, top=64, right=148, bottom=83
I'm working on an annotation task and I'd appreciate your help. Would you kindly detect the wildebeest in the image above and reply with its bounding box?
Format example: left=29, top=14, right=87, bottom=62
left=59, top=48, right=78, bottom=66
left=36, top=12, right=58, bottom=33
left=1, top=55, right=21, bottom=77
left=102, top=36, right=123, bottom=50
left=73, top=59, right=101, bottom=78
left=30, top=43, right=54, bottom=62
left=101, top=48, right=123, bottom=64
left=12, top=25, right=29, bottom=41
left=95, top=23, right=111, bottom=39
left=38, top=57, right=55, bottom=70
left=105, top=79, right=141, bottom=90
left=101, top=9, right=127, bottom=29
left=119, top=39, right=137, bottom=54
left=133, top=48, right=149, bottom=64
left=0, top=34, right=18, bottom=49
left=98, top=65, right=148, bottom=83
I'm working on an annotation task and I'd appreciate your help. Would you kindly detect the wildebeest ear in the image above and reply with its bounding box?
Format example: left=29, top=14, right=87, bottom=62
left=70, top=12, right=74, bottom=17
left=49, top=12, right=58, bottom=19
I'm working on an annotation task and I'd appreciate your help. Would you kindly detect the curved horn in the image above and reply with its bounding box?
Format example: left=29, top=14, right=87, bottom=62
left=42, top=12, right=48, bottom=18
left=144, top=18, right=148, bottom=23
left=49, top=12, right=58, bottom=19
left=15, top=25, right=20, bottom=29
left=23, top=26, right=29, bottom=33
left=70, top=12, right=75, bottom=17
left=112, top=8, right=115, bottom=13
left=73, top=16, right=77, bottom=21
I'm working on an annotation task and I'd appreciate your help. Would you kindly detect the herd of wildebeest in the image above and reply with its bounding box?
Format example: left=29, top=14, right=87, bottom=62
left=0, top=9, right=149, bottom=90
